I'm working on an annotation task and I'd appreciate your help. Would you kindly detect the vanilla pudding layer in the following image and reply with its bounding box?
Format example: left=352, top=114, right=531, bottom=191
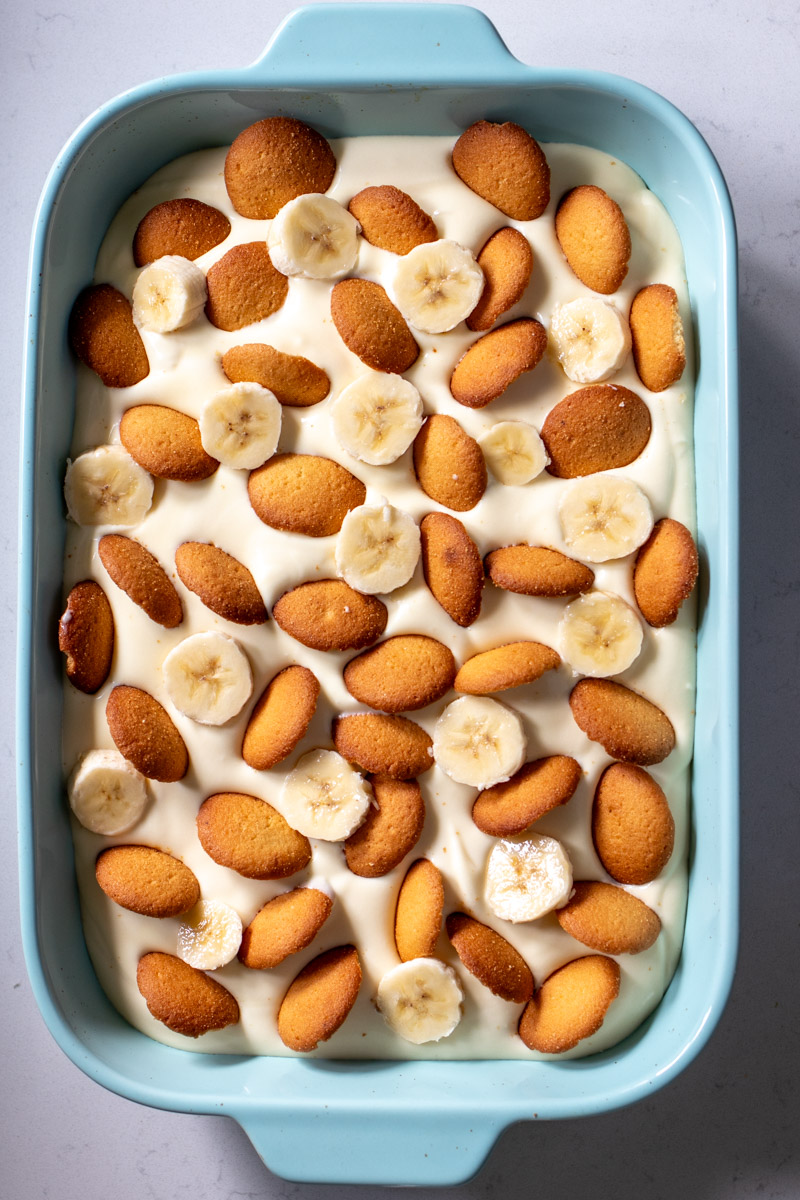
left=62, top=136, right=695, bottom=1059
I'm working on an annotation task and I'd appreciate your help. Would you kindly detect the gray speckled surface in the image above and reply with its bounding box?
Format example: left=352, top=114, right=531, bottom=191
left=3, top=1, right=799, bottom=1196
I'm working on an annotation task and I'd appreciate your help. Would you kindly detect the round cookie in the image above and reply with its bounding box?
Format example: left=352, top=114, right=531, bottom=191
left=344, top=776, right=425, bottom=878
left=95, top=845, right=199, bottom=918
left=446, top=912, right=534, bottom=1003
left=277, top=944, right=362, bottom=1052
left=273, top=580, right=387, bottom=651
left=450, top=319, right=547, bottom=409
left=472, top=755, right=582, bottom=837
left=69, top=284, right=149, bottom=388
left=419, top=512, right=483, bottom=627
left=455, top=641, right=560, bottom=694
left=174, top=542, right=267, bottom=625
left=222, top=343, right=330, bottom=407
left=343, top=635, right=456, bottom=713
left=224, top=117, right=336, bottom=220
left=205, top=242, right=288, bottom=331
left=633, top=517, right=698, bottom=628
left=333, top=712, right=433, bottom=780
left=248, top=454, right=366, bottom=537
left=555, top=185, right=631, bottom=294
left=331, top=278, right=419, bottom=374
left=592, top=762, right=675, bottom=884
left=59, top=580, right=114, bottom=694
left=99, top=535, right=183, bottom=628
left=570, top=678, right=676, bottom=765
left=452, top=121, right=550, bottom=220
left=556, top=880, right=661, bottom=954
left=413, top=415, right=487, bottom=512
left=630, top=283, right=686, bottom=392
left=106, top=685, right=188, bottom=782
left=196, top=791, right=312, bottom=879
left=348, top=185, right=437, bottom=255
left=395, top=858, right=444, bottom=961
left=540, top=385, right=652, bottom=478
left=518, top=955, right=620, bottom=1053
left=137, top=951, right=239, bottom=1037
left=119, top=405, right=218, bottom=482
left=133, top=198, right=231, bottom=266
left=241, top=665, right=319, bottom=771
left=485, top=545, right=595, bottom=597
left=467, top=226, right=534, bottom=332
left=239, top=886, right=333, bottom=969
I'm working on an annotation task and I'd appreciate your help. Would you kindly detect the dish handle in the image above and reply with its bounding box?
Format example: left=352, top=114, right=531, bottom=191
left=236, top=1106, right=504, bottom=1187
left=247, top=2, right=528, bottom=85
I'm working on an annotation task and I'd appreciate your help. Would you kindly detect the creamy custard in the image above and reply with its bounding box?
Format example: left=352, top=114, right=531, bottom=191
left=62, top=136, right=695, bottom=1059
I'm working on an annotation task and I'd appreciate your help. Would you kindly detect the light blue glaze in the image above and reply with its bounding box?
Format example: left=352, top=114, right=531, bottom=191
left=17, top=4, right=738, bottom=1187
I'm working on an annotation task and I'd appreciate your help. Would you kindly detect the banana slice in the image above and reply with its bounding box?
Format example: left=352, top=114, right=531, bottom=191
left=559, top=475, right=653, bottom=563
left=132, top=255, right=207, bottom=332
left=278, top=748, right=372, bottom=841
left=267, top=193, right=360, bottom=279
left=68, top=748, right=149, bottom=835
left=480, top=420, right=549, bottom=485
left=331, top=373, right=423, bottom=466
left=376, top=958, right=463, bottom=1044
left=549, top=298, right=631, bottom=383
left=433, top=696, right=526, bottom=789
left=162, top=631, right=252, bottom=726
left=392, top=239, right=484, bottom=334
left=64, top=445, right=154, bottom=526
left=199, top=382, right=282, bottom=470
left=485, top=835, right=573, bottom=923
left=177, top=899, right=243, bottom=971
left=558, top=590, right=643, bottom=677
left=335, top=503, right=421, bottom=595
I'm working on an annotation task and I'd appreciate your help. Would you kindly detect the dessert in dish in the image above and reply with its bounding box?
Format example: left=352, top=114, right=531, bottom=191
left=59, top=115, right=697, bottom=1059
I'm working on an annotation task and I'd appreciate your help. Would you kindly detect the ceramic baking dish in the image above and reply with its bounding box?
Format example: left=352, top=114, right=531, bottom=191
left=17, top=3, right=738, bottom=1186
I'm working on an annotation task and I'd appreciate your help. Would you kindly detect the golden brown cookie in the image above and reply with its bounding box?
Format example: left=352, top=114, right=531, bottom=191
left=277, top=944, right=362, bottom=1052
left=273, top=580, right=387, bottom=651
left=99, top=534, right=183, bottom=628
left=197, top=791, right=312, bottom=879
left=467, top=227, right=534, bottom=332
left=222, top=343, right=331, bottom=407
left=224, top=116, right=336, bottom=220
left=239, top=887, right=333, bottom=969
left=570, top=679, right=676, bottom=765
left=348, top=185, right=437, bottom=254
left=413, top=414, right=487, bottom=512
left=419, top=512, right=483, bottom=627
left=518, top=955, right=620, bottom=1053
left=344, top=635, right=456, bottom=713
left=241, top=665, right=319, bottom=771
left=174, top=542, right=267, bottom=625
left=331, top=278, right=419, bottom=374
left=452, top=121, right=550, bottom=220
left=630, top=284, right=686, bottom=392
left=106, top=685, right=188, bottom=782
left=137, top=951, right=239, bottom=1037
left=95, top=845, right=200, bottom=918
left=633, top=517, right=698, bottom=627
left=472, top=755, right=582, bottom=837
left=395, top=858, right=444, bottom=961
left=592, top=762, right=675, bottom=884
left=541, top=385, right=652, bottom=477
left=556, top=880, right=661, bottom=954
left=344, top=776, right=425, bottom=878
left=119, top=405, right=219, bottom=482
left=455, top=641, right=560, bottom=694
left=133, top=198, right=231, bottom=266
left=69, top=284, right=149, bottom=388
left=59, top=580, right=114, bottom=694
left=450, top=319, right=547, bottom=409
left=333, top=713, right=433, bottom=780
left=555, top=185, right=631, bottom=294
left=248, top=453, right=366, bottom=537
left=205, top=242, right=288, bottom=331
left=446, top=912, right=534, bottom=1003
left=485, top=545, right=595, bottom=596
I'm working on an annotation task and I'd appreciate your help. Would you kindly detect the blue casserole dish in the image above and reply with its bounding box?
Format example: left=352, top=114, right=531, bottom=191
left=17, top=3, right=738, bottom=1186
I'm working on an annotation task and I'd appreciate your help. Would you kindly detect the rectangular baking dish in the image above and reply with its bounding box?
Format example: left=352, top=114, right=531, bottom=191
left=17, top=3, right=738, bottom=1186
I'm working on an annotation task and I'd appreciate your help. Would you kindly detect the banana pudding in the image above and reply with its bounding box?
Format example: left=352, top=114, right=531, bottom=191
left=60, top=120, right=696, bottom=1059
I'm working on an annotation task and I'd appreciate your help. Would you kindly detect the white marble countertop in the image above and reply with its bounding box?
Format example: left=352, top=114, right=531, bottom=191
left=3, top=1, right=798, bottom=1196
